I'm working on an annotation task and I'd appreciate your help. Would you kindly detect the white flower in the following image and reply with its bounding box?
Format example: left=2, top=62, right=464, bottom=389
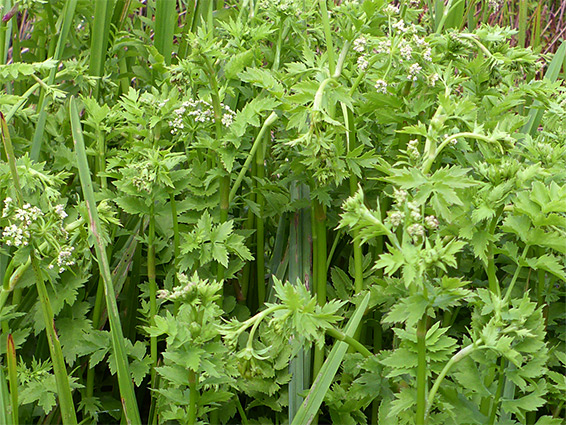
left=429, top=73, right=440, bottom=87
left=54, top=204, right=68, bottom=220
left=222, top=113, right=234, bottom=127
left=393, top=188, right=408, bottom=204
left=408, top=63, right=422, bottom=81
left=2, top=224, right=30, bottom=247
left=375, top=79, right=388, bottom=94
left=400, top=42, right=413, bottom=61
left=423, top=47, right=432, bottom=61
left=407, top=223, right=425, bottom=237
left=376, top=39, right=392, bottom=54
left=407, top=139, right=419, bottom=158
left=413, top=35, right=428, bottom=47
left=357, top=55, right=369, bottom=71
left=2, top=197, right=12, bottom=217
left=392, top=20, right=408, bottom=33
left=384, top=4, right=399, bottom=14
left=389, top=211, right=405, bottom=227
left=425, top=215, right=439, bottom=229
left=56, top=246, right=75, bottom=271
left=353, top=36, right=367, bottom=53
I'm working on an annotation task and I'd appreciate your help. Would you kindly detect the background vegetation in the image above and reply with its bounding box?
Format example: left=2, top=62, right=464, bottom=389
left=0, top=0, right=564, bottom=424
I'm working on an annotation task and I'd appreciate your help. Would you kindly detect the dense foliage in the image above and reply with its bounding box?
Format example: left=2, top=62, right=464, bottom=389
left=0, top=1, right=564, bottom=424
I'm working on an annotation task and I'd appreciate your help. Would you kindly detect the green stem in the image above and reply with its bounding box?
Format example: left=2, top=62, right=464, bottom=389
left=148, top=206, right=157, bottom=383
left=422, top=132, right=497, bottom=174
left=426, top=343, right=484, bottom=421
left=256, top=131, right=266, bottom=307
left=170, top=191, right=180, bottom=266
left=487, top=357, right=506, bottom=425
left=416, top=317, right=427, bottom=425
left=187, top=369, right=198, bottom=425
left=312, top=200, right=327, bottom=381
left=325, top=326, right=371, bottom=357
left=1, top=110, right=78, bottom=423
left=318, top=0, right=335, bottom=76
left=235, top=395, right=250, bottom=425
left=503, top=245, right=530, bottom=303
left=229, top=112, right=278, bottom=204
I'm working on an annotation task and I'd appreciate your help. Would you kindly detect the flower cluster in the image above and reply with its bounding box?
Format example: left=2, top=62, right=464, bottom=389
left=408, top=63, right=422, bottom=81
left=53, top=246, right=75, bottom=273
left=353, top=36, right=367, bottom=53
left=169, top=99, right=236, bottom=135
left=357, top=55, right=369, bottom=71
left=407, top=139, right=419, bottom=159
left=2, top=200, right=44, bottom=247
left=375, top=79, right=388, bottom=94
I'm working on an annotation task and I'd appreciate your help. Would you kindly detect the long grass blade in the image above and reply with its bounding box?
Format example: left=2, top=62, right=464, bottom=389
left=30, top=0, right=78, bottom=161
left=6, top=334, right=17, bottom=425
left=154, top=0, right=177, bottom=65
left=0, top=368, right=10, bottom=425
left=291, top=292, right=370, bottom=425
left=89, top=0, right=115, bottom=98
left=69, top=97, right=142, bottom=425
left=522, top=40, right=566, bottom=136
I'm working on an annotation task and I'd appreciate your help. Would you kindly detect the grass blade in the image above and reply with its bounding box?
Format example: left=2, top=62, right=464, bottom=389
left=291, top=292, right=370, bottom=425
left=69, top=97, right=141, bottom=425
left=0, top=368, right=10, bottom=425
left=6, top=334, right=17, bottom=425
left=89, top=0, right=115, bottom=98
left=30, top=0, right=78, bottom=161
left=154, top=0, right=177, bottom=65
left=522, top=40, right=566, bottom=136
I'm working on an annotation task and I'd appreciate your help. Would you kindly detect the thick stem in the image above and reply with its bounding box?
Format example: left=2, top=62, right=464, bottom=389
left=256, top=132, right=266, bottom=307
left=488, top=357, right=506, bottom=425
left=187, top=369, right=199, bottom=425
left=148, top=205, right=158, bottom=416
left=416, top=317, right=427, bottom=425
left=312, top=200, right=327, bottom=381
left=318, top=0, right=335, bottom=76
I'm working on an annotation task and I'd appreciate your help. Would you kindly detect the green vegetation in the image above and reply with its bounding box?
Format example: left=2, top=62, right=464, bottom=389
left=0, top=1, right=564, bottom=424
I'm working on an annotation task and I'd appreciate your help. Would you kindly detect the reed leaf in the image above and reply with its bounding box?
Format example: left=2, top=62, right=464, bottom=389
left=69, top=97, right=141, bottom=425
left=291, top=292, right=370, bottom=425
left=522, top=40, right=566, bottom=136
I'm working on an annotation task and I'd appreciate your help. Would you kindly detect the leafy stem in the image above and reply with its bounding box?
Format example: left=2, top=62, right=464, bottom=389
left=503, top=244, right=530, bottom=303
left=425, top=341, right=488, bottom=421
left=422, top=132, right=499, bottom=174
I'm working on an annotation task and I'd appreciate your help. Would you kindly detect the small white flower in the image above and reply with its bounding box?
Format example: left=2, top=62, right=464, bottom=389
left=407, top=139, right=419, bottom=158
left=407, top=223, right=425, bottom=237
left=54, top=204, right=68, bottom=220
left=425, top=215, right=439, bottom=229
left=357, top=55, right=369, bottom=71
left=221, top=113, right=234, bottom=127
left=408, top=63, right=422, bottom=81
left=392, top=20, right=408, bottom=33
left=423, top=47, right=432, bottom=62
left=393, top=188, right=408, bottom=204
left=429, top=73, right=440, bottom=87
left=389, top=211, right=405, bottom=227
left=384, top=4, right=400, bottom=14
left=353, top=36, right=367, bottom=53
left=413, top=36, right=428, bottom=47
left=376, top=39, right=392, bottom=54
left=375, top=79, right=388, bottom=94
left=400, top=42, right=413, bottom=61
